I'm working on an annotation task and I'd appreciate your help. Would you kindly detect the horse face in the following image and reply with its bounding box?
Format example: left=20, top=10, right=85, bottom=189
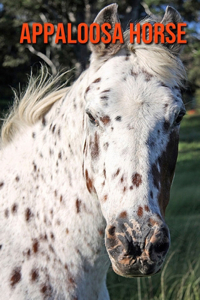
left=83, top=53, right=185, bottom=277
left=82, top=4, right=185, bottom=277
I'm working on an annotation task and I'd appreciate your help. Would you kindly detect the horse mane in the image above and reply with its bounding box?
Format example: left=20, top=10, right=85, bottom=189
left=0, top=66, right=70, bottom=147
left=124, top=18, right=187, bottom=88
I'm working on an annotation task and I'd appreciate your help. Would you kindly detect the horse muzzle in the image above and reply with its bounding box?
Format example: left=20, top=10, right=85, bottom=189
left=105, top=216, right=170, bottom=277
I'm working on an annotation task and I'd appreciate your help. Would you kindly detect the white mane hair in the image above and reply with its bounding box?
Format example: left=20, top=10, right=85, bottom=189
left=0, top=18, right=186, bottom=148
left=0, top=66, right=70, bottom=147
left=123, top=17, right=186, bottom=88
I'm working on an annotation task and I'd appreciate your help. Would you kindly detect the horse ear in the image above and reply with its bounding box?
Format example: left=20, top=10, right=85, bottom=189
left=161, top=6, right=185, bottom=55
left=89, top=3, right=122, bottom=58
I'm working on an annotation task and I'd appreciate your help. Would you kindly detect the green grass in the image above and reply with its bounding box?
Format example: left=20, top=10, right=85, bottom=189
left=107, top=113, right=200, bottom=300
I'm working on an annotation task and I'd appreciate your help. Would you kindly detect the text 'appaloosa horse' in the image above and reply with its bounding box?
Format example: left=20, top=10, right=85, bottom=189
left=0, top=4, right=186, bottom=300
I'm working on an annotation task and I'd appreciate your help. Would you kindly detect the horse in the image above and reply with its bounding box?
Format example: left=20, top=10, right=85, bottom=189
left=0, top=4, right=186, bottom=300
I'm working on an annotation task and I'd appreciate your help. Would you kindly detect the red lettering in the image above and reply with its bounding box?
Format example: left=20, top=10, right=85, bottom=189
left=177, top=23, right=187, bottom=44
left=130, top=23, right=141, bottom=44
left=20, top=23, right=31, bottom=43
left=67, top=23, right=77, bottom=44
left=112, top=23, right=124, bottom=44
left=165, top=23, right=176, bottom=43
left=101, top=23, right=112, bottom=44
left=55, top=23, right=66, bottom=43
left=78, top=23, right=88, bottom=44
left=44, top=23, right=54, bottom=43
left=154, top=23, right=165, bottom=44
left=142, top=23, right=152, bottom=44
left=90, top=23, right=100, bottom=44
left=32, top=23, right=43, bottom=44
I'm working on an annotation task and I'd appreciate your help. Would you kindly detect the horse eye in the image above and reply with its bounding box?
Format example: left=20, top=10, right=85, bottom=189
left=175, top=110, right=186, bottom=125
left=87, top=112, right=98, bottom=126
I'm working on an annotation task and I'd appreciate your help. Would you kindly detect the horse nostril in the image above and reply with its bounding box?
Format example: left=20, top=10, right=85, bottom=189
left=154, top=241, right=169, bottom=254
left=149, top=225, right=170, bottom=256
left=124, top=239, right=142, bottom=258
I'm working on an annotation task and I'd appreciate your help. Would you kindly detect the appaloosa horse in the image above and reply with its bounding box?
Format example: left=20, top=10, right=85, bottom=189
left=0, top=4, right=186, bottom=300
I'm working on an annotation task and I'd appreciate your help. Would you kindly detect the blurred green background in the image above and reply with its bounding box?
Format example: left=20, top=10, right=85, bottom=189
left=0, top=0, right=200, bottom=299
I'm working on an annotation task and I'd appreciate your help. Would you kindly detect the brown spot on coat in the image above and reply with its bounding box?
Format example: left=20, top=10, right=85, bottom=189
left=91, top=132, right=99, bottom=160
left=83, top=140, right=87, bottom=153
left=40, top=284, right=52, bottom=295
left=31, top=268, right=39, bottom=282
left=85, top=170, right=94, bottom=194
left=144, top=205, right=150, bottom=212
left=100, top=115, right=111, bottom=125
left=50, top=232, right=55, bottom=240
left=33, top=239, right=39, bottom=253
left=85, top=86, right=90, bottom=93
left=119, top=211, right=127, bottom=219
left=102, top=89, right=110, bottom=93
left=160, top=82, right=168, bottom=88
left=132, top=173, right=142, bottom=187
left=76, top=198, right=81, bottom=213
left=42, top=116, right=46, bottom=126
left=137, top=206, right=143, bottom=217
left=143, top=70, right=153, bottom=81
left=103, top=195, right=108, bottom=202
left=131, top=70, right=138, bottom=77
left=113, top=168, right=120, bottom=178
left=93, top=78, right=101, bottom=83
left=115, top=116, right=122, bottom=121
left=10, top=267, right=21, bottom=287
left=101, top=96, right=109, bottom=100
left=12, top=203, right=18, bottom=214
left=33, top=162, right=37, bottom=172
left=52, top=125, right=56, bottom=133
left=15, top=176, right=20, bottom=182
left=0, top=182, right=4, bottom=188
left=25, top=208, right=32, bottom=221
